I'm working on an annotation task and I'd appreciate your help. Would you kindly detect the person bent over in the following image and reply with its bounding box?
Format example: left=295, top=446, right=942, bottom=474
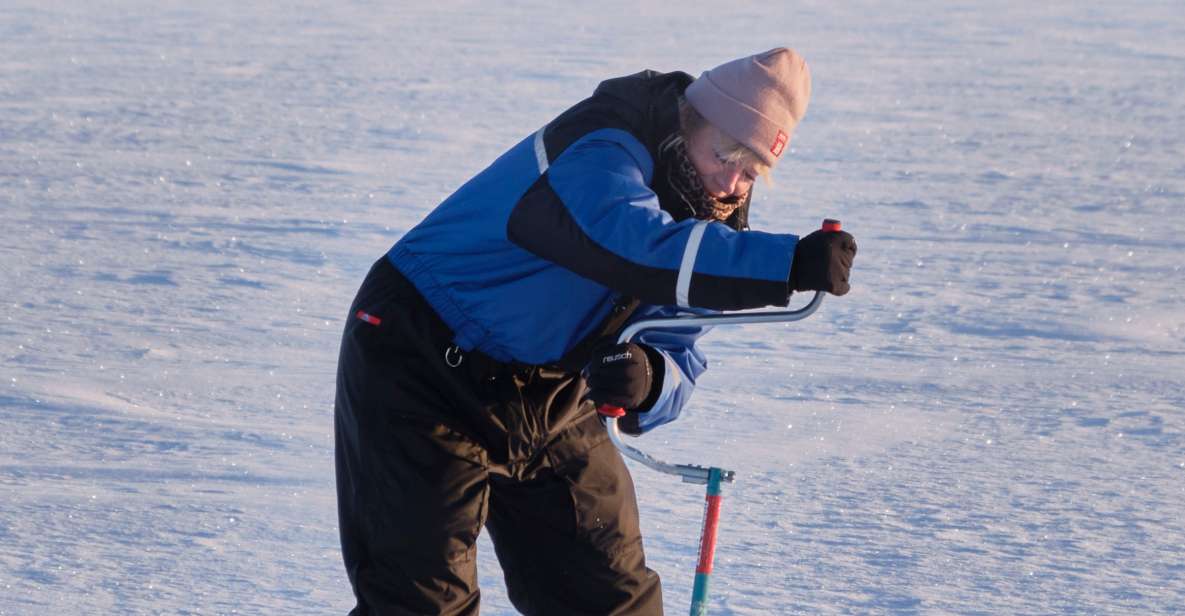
left=335, top=47, right=856, bottom=615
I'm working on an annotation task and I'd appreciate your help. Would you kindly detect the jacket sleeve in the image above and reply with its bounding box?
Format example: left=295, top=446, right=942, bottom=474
left=506, top=129, right=797, bottom=311
left=617, top=305, right=713, bottom=435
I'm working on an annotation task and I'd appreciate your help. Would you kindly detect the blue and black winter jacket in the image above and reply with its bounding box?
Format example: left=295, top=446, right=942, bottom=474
left=388, top=70, right=798, bottom=433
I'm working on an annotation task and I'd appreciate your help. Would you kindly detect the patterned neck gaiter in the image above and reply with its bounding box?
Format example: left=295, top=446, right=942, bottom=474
left=660, top=137, right=748, bottom=223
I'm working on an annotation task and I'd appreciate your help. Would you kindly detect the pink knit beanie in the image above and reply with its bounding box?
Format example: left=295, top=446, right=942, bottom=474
left=684, top=47, right=812, bottom=167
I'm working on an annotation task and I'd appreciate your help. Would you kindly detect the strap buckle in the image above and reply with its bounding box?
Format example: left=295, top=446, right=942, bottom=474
left=444, top=344, right=464, bottom=368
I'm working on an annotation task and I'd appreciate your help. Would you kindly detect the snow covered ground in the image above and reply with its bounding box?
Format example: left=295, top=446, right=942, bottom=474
left=2, top=1, right=1183, bottom=613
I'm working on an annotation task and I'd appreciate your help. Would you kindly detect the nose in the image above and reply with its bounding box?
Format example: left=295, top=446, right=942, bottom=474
left=716, top=168, right=744, bottom=197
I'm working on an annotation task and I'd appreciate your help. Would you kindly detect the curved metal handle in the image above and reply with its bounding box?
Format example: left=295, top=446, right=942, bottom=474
left=615, top=290, right=826, bottom=346
left=603, top=218, right=841, bottom=482
left=602, top=290, right=825, bottom=484
left=605, top=417, right=730, bottom=484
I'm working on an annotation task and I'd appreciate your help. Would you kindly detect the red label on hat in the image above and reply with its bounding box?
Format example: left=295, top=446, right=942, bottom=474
left=771, top=130, right=788, bottom=157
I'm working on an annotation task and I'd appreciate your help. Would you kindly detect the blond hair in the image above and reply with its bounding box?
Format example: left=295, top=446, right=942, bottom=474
left=677, top=97, right=771, bottom=181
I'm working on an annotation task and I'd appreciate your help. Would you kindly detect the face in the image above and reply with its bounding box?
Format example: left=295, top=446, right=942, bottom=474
left=683, top=124, right=761, bottom=201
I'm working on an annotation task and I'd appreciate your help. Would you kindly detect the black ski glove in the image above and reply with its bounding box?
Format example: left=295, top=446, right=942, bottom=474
left=788, top=229, right=858, bottom=296
left=584, top=342, right=665, bottom=412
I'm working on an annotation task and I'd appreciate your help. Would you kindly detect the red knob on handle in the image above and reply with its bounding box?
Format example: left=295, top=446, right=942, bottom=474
left=598, top=404, right=626, bottom=418
left=821, top=219, right=842, bottom=232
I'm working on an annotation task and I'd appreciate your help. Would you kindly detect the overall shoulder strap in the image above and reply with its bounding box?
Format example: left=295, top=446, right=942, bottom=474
left=553, top=295, right=643, bottom=373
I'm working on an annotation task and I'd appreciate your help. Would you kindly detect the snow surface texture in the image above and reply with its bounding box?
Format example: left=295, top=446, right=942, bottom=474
left=2, top=1, right=1183, bottom=614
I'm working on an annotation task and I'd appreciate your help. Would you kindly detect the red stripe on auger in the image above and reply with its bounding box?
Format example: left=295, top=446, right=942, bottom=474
left=356, top=310, right=382, bottom=326
left=695, top=494, right=723, bottom=574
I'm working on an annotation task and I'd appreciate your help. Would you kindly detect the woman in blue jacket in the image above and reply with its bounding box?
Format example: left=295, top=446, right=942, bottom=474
left=335, top=48, right=856, bottom=615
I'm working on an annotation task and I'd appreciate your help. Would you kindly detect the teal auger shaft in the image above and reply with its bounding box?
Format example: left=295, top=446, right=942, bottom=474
left=689, top=467, right=725, bottom=615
